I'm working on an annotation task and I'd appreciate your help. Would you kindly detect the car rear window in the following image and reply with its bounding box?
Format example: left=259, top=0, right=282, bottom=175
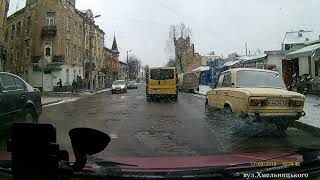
left=236, top=70, right=286, bottom=89
left=150, top=69, right=174, bottom=80
left=113, top=81, right=125, bottom=85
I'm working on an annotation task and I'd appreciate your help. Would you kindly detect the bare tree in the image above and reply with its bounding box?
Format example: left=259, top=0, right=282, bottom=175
left=128, top=55, right=142, bottom=80
left=166, top=58, right=176, bottom=67
left=165, top=23, right=192, bottom=73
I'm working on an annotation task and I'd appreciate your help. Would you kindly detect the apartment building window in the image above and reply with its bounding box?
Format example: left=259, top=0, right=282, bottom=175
left=74, top=45, right=77, bottom=62
left=74, top=22, right=77, bottom=33
left=73, top=69, right=76, bottom=80
left=66, top=17, right=71, bottom=31
left=66, top=43, right=69, bottom=58
left=79, top=47, right=81, bottom=62
left=5, top=29, right=8, bottom=41
left=25, top=39, right=30, bottom=47
left=46, top=12, right=55, bottom=26
left=11, top=24, right=15, bottom=40
left=16, top=52, right=20, bottom=61
left=26, top=48, right=30, bottom=57
left=17, top=22, right=21, bottom=37
left=66, top=69, right=70, bottom=84
left=26, top=16, right=31, bottom=35
left=316, top=60, right=320, bottom=77
left=44, top=41, right=52, bottom=57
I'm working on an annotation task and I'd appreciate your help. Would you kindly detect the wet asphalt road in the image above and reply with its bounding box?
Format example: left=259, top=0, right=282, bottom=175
left=1, top=84, right=320, bottom=158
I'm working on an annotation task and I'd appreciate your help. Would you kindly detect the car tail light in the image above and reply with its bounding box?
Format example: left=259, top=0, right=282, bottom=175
left=289, top=100, right=304, bottom=107
left=249, top=99, right=267, bottom=107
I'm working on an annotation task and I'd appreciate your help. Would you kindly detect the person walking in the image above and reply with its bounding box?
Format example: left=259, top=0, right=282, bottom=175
left=72, top=79, right=77, bottom=93
left=57, top=78, right=63, bottom=92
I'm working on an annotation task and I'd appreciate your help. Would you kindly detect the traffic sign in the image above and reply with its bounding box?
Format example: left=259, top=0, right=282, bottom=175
left=39, top=57, right=48, bottom=69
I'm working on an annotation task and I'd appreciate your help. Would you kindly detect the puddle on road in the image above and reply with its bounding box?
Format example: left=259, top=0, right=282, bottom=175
left=204, top=110, right=316, bottom=153
left=134, top=130, right=197, bottom=156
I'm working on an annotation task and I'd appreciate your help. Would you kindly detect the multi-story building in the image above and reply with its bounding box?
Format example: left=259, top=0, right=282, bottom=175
left=103, top=36, right=120, bottom=87
left=5, top=0, right=106, bottom=91
left=0, top=0, right=9, bottom=71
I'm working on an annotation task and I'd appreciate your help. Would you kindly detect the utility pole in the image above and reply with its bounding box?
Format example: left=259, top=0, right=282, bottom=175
left=126, top=50, right=132, bottom=81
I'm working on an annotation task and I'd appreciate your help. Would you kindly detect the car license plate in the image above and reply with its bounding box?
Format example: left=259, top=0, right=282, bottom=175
left=267, top=100, right=288, bottom=106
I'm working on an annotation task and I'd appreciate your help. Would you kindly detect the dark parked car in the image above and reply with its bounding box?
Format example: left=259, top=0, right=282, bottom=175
left=0, top=72, right=42, bottom=123
left=127, top=80, right=138, bottom=89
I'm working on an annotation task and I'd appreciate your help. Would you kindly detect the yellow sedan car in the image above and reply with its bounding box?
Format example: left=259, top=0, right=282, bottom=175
left=205, top=68, right=306, bottom=131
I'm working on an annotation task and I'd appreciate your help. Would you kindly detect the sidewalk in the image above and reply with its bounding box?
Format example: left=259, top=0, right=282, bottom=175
left=41, top=97, right=63, bottom=106
left=42, top=88, right=111, bottom=106
left=296, top=95, right=320, bottom=131
left=43, top=88, right=111, bottom=97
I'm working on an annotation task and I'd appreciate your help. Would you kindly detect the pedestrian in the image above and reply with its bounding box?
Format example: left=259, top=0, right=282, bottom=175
left=57, top=78, right=63, bottom=92
left=72, top=79, right=77, bottom=93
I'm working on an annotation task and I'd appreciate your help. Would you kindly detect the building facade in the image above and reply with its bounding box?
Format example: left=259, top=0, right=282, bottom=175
left=174, top=36, right=202, bottom=73
left=0, top=0, right=9, bottom=71
left=5, top=0, right=105, bottom=91
left=103, top=36, right=120, bottom=87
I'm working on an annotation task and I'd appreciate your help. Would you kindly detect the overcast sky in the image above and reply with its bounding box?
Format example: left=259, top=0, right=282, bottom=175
left=8, top=0, right=320, bottom=66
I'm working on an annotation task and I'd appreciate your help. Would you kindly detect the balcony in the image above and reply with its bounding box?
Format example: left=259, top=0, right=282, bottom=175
left=52, top=55, right=64, bottom=64
left=41, top=25, right=57, bottom=37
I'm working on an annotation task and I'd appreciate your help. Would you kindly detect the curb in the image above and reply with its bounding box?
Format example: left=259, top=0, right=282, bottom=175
left=42, top=99, right=63, bottom=106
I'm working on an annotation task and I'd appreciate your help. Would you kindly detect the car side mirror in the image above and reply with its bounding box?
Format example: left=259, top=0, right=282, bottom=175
left=69, top=128, right=111, bottom=171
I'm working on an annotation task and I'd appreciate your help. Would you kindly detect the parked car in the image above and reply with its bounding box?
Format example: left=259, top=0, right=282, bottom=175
left=111, top=80, right=127, bottom=94
left=205, top=68, right=305, bottom=131
left=127, top=80, right=138, bottom=89
left=0, top=72, right=42, bottom=123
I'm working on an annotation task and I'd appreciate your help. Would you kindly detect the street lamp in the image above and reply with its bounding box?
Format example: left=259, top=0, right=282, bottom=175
left=85, top=9, right=101, bottom=93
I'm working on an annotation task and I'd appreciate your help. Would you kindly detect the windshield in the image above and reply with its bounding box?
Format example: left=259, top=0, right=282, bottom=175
left=1, top=0, right=320, bottom=177
left=112, top=81, right=125, bottom=85
left=236, top=70, right=286, bottom=89
left=150, top=69, right=174, bottom=80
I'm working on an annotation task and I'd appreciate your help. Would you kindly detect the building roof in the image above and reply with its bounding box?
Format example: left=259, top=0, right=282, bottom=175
left=264, top=50, right=292, bottom=55
left=225, top=68, right=280, bottom=74
left=282, top=30, right=318, bottom=45
left=237, top=54, right=267, bottom=62
left=223, top=60, right=241, bottom=67
left=192, top=66, right=210, bottom=72
left=286, top=43, right=320, bottom=58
